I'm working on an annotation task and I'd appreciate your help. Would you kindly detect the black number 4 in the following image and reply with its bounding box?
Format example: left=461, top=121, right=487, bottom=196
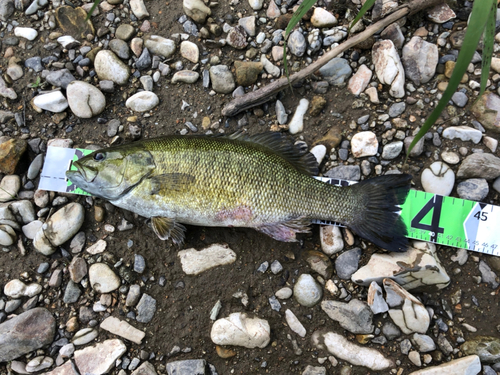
left=411, top=196, right=445, bottom=240
left=473, top=211, right=488, bottom=221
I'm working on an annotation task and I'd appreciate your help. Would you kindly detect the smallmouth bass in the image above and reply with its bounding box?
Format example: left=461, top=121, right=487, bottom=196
left=66, top=132, right=411, bottom=251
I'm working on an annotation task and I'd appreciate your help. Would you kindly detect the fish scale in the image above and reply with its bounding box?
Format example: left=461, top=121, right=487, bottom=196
left=66, top=133, right=411, bottom=251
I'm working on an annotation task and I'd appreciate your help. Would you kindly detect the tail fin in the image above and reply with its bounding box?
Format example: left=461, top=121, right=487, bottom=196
left=349, top=174, right=412, bottom=252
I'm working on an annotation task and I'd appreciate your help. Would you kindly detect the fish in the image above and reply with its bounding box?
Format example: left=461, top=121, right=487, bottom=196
left=66, top=132, right=412, bottom=252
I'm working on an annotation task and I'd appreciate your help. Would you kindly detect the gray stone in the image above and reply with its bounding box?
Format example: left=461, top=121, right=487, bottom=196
left=388, top=102, right=405, bottom=117
left=0, top=0, right=14, bottom=21
left=166, top=359, right=207, bottom=375
left=318, top=58, right=352, bottom=86
left=63, top=280, right=81, bottom=304
left=302, top=365, right=326, bottom=375
left=27, top=154, right=43, bottom=180
left=288, top=30, right=306, bottom=57
left=45, top=69, right=75, bottom=89
left=136, top=293, right=156, bottom=323
left=131, top=362, right=157, bottom=375
left=209, top=65, right=235, bottom=94
left=144, top=35, right=175, bottom=58
left=136, top=47, right=151, bottom=70
left=335, top=248, right=362, bottom=279
left=321, top=299, right=374, bottom=334
left=226, top=26, right=248, bottom=50
left=457, top=153, right=500, bottom=179
left=324, top=165, right=361, bottom=181
left=452, top=91, right=468, bottom=107
left=0, top=308, right=55, bottom=362
left=382, top=321, right=401, bottom=340
left=382, top=141, right=403, bottom=159
left=413, top=333, right=436, bottom=352
left=479, top=260, right=499, bottom=288
left=24, top=57, right=43, bottom=72
left=275, top=100, right=287, bottom=125
left=134, top=254, right=146, bottom=273
left=109, top=38, right=130, bottom=59
left=457, top=179, right=489, bottom=201
left=402, top=36, right=438, bottom=86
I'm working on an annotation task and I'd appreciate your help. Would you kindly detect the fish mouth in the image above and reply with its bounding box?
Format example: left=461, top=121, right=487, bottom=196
left=67, top=161, right=98, bottom=183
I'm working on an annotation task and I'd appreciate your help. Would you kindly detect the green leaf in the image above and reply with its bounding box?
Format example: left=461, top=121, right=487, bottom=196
left=349, top=0, right=376, bottom=32
left=480, top=0, right=496, bottom=96
left=405, top=0, right=494, bottom=161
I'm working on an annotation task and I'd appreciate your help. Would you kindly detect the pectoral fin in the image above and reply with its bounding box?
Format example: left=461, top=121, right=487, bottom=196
left=151, top=216, right=186, bottom=244
left=256, top=218, right=311, bottom=242
left=148, top=173, right=196, bottom=195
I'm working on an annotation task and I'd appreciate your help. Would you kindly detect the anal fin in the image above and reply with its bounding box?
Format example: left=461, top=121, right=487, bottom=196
left=151, top=217, right=186, bottom=245
left=256, top=218, right=311, bottom=242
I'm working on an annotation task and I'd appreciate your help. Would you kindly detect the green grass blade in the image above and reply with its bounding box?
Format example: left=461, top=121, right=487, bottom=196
left=405, top=0, right=492, bottom=161
left=285, top=0, right=317, bottom=38
left=85, top=0, right=99, bottom=21
left=349, top=0, right=376, bottom=32
left=480, top=0, right=496, bottom=95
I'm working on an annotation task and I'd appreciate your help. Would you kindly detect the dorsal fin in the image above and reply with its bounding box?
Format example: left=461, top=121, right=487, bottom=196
left=227, top=131, right=319, bottom=176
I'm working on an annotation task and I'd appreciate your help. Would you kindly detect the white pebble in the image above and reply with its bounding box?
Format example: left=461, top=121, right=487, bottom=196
left=288, top=98, right=309, bottom=135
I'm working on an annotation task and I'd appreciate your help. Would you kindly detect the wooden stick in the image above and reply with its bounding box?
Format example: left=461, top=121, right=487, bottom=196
left=222, top=0, right=443, bottom=117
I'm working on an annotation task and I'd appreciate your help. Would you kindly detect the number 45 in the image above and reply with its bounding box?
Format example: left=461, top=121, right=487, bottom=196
left=474, top=211, right=488, bottom=221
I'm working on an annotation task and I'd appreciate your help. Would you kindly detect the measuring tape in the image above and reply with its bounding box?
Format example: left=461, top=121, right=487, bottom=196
left=314, top=176, right=500, bottom=256
left=39, top=147, right=500, bottom=256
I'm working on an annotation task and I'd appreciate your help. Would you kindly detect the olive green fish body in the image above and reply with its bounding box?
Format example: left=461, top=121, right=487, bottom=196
left=66, top=133, right=411, bottom=251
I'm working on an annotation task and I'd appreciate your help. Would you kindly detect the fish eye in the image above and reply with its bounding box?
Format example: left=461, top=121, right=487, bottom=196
left=94, top=152, right=105, bottom=161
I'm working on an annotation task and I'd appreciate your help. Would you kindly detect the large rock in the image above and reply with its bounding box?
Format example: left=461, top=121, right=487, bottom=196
left=461, top=336, right=500, bottom=363
left=321, top=299, right=374, bottom=334
left=55, top=6, right=95, bottom=39
left=211, top=312, right=270, bottom=348
left=408, top=355, right=480, bottom=375
left=144, top=35, right=176, bottom=58
left=67, top=81, right=106, bottom=118
left=100, top=316, right=145, bottom=345
left=178, top=243, right=237, bottom=275
left=183, top=0, right=211, bottom=23
left=457, top=153, right=500, bottom=180
left=402, top=36, right=438, bottom=86
left=74, top=339, right=126, bottom=374
left=89, top=263, right=121, bottom=293
left=94, top=50, right=130, bottom=85
left=209, top=65, right=235, bottom=94
left=0, top=308, right=56, bottom=362
left=0, top=138, right=27, bottom=174
left=384, top=279, right=430, bottom=334
left=352, top=241, right=450, bottom=292
left=33, top=203, right=85, bottom=256
left=126, top=91, right=159, bottom=112
left=318, top=58, right=352, bottom=86
left=312, top=331, right=394, bottom=370
left=471, top=92, right=500, bottom=133
left=33, top=91, right=69, bottom=113
left=372, top=39, right=405, bottom=98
